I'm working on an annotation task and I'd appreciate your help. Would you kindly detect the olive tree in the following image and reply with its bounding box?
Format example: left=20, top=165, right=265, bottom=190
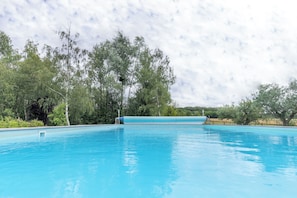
left=218, top=99, right=260, bottom=125
left=234, top=98, right=261, bottom=125
left=254, top=80, right=297, bottom=126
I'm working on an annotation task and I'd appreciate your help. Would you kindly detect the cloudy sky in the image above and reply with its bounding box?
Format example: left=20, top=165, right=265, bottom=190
left=1, top=0, right=297, bottom=107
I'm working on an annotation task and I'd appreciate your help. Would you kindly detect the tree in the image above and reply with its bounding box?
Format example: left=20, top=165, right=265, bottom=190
left=0, top=31, right=12, bottom=57
left=109, top=32, right=134, bottom=115
left=234, top=98, right=261, bottom=125
left=0, top=61, right=15, bottom=117
left=1, top=30, right=177, bottom=125
left=14, top=40, right=56, bottom=123
left=53, top=28, right=88, bottom=125
left=0, top=31, right=19, bottom=118
left=69, top=84, right=94, bottom=124
left=48, top=103, right=67, bottom=126
left=88, top=33, right=175, bottom=120
left=254, top=80, right=297, bottom=126
left=127, top=38, right=175, bottom=116
left=163, top=105, right=178, bottom=116
left=28, top=97, right=55, bottom=125
left=217, top=104, right=237, bottom=120
left=0, top=31, right=19, bottom=63
left=88, top=40, right=121, bottom=123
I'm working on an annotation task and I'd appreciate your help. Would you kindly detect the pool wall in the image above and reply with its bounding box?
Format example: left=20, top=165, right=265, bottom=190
left=0, top=125, right=120, bottom=140
left=122, top=116, right=207, bottom=124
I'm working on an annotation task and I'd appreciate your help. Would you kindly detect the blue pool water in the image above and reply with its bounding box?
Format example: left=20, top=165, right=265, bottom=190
left=1, top=125, right=297, bottom=197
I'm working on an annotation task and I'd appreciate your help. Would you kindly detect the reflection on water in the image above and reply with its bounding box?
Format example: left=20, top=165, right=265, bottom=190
left=206, top=126, right=297, bottom=173
left=121, top=125, right=178, bottom=198
left=1, top=125, right=297, bottom=197
left=168, top=126, right=297, bottom=197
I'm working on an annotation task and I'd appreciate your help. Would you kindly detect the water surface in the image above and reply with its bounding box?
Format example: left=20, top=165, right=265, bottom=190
left=1, top=125, right=297, bottom=197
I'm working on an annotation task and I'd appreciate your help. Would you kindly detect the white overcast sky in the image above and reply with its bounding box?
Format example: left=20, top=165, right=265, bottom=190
left=1, top=0, right=297, bottom=107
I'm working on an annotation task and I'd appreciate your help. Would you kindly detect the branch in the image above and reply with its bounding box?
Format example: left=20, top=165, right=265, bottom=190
left=46, top=85, right=65, bottom=99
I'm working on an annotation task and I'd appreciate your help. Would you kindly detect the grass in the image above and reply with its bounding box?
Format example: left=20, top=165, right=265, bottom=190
left=205, top=118, right=235, bottom=125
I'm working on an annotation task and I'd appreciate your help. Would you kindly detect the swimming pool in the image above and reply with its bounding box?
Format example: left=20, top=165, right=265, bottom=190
left=1, top=124, right=297, bottom=197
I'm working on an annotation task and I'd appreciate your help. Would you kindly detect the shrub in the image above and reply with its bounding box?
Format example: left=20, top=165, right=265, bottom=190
left=0, top=117, right=44, bottom=128
left=29, top=120, right=44, bottom=127
left=48, top=103, right=67, bottom=126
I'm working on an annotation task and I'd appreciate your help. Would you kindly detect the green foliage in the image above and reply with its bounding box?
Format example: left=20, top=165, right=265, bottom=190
left=53, top=29, right=88, bottom=126
left=163, top=105, right=178, bottom=116
left=1, top=108, right=15, bottom=118
left=176, top=106, right=219, bottom=117
left=217, top=100, right=260, bottom=125
left=0, top=117, right=43, bottom=128
left=0, top=31, right=13, bottom=58
left=254, top=80, right=297, bottom=126
left=88, top=32, right=175, bottom=121
left=28, top=119, right=44, bottom=127
left=234, top=99, right=261, bottom=125
left=126, top=41, right=175, bottom=116
left=69, top=84, right=94, bottom=124
left=0, top=31, right=20, bottom=63
left=217, top=105, right=237, bottom=119
left=0, top=54, right=17, bottom=117
left=48, top=103, right=67, bottom=126
left=2, top=30, right=178, bottom=124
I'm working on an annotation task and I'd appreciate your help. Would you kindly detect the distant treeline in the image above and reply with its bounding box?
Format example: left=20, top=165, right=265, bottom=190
left=176, top=107, right=219, bottom=118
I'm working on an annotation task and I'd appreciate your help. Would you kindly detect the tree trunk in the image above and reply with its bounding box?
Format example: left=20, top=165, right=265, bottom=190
left=282, top=113, right=297, bottom=126
left=281, top=118, right=290, bottom=126
left=24, top=99, right=28, bottom=121
left=156, top=93, right=161, bottom=116
left=65, top=91, right=70, bottom=126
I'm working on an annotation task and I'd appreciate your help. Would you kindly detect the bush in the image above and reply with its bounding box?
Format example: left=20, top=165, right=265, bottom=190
left=48, top=103, right=67, bottom=126
left=0, top=117, right=44, bottom=128
left=29, top=119, right=44, bottom=127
